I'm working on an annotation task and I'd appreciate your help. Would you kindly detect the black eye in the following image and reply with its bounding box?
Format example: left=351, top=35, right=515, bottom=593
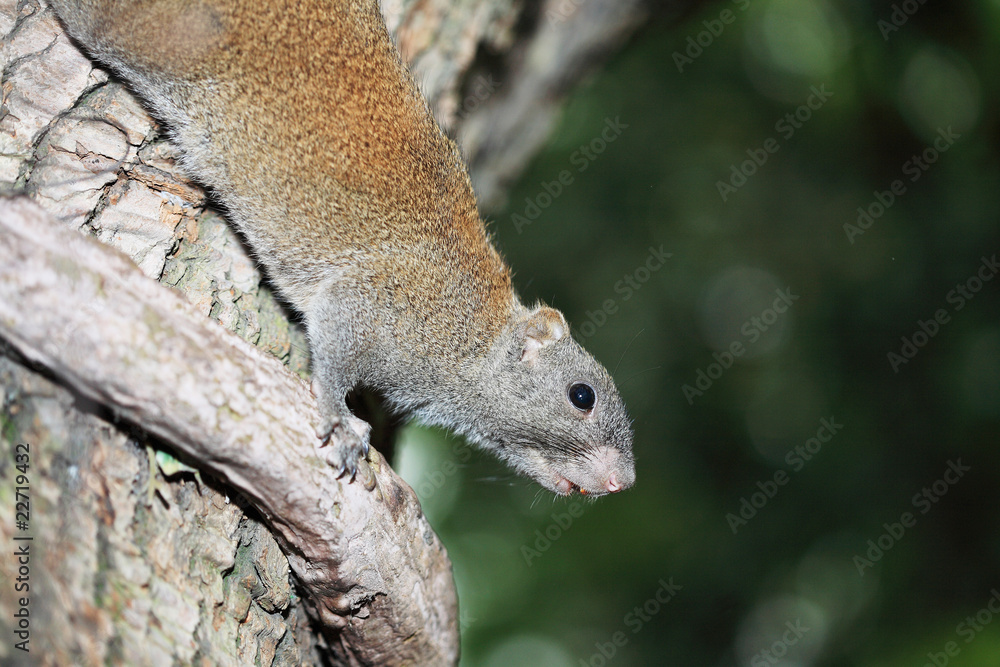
left=569, top=383, right=596, bottom=411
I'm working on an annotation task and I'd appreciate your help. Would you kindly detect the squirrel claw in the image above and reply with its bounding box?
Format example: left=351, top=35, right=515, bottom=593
left=339, top=457, right=357, bottom=481
left=315, top=419, right=334, bottom=444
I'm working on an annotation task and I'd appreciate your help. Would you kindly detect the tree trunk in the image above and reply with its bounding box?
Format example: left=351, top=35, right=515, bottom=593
left=0, top=0, right=662, bottom=664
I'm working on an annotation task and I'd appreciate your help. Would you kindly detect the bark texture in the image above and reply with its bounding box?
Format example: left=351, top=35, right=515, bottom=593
left=0, top=197, right=458, bottom=665
left=0, top=0, right=662, bottom=664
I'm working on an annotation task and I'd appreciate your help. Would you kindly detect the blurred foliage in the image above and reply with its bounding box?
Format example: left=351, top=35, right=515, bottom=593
left=396, top=0, right=1000, bottom=664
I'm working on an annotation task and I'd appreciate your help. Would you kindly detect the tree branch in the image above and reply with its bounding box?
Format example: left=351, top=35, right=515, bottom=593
left=457, top=0, right=658, bottom=209
left=0, top=197, right=459, bottom=666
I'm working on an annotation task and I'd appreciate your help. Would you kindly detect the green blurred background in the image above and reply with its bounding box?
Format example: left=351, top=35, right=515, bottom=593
left=396, top=0, right=1000, bottom=664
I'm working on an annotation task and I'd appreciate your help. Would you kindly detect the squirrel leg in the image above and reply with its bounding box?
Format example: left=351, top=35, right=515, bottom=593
left=306, top=288, right=372, bottom=480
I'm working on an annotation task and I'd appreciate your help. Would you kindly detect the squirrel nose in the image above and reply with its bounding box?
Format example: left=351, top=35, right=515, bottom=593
left=606, top=472, right=623, bottom=493
left=587, top=446, right=635, bottom=494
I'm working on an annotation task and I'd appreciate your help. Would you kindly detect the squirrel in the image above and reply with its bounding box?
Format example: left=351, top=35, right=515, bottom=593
left=48, top=0, right=636, bottom=496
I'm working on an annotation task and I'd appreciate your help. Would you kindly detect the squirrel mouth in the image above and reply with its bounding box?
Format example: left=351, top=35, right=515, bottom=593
left=553, top=475, right=581, bottom=496
left=551, top=470, right=625, bottom=497
left=529, top=447, right=631, bottom=496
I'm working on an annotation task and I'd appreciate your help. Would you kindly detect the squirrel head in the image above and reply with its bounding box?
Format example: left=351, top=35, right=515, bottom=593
left=468, top=305, right=636, bottom=497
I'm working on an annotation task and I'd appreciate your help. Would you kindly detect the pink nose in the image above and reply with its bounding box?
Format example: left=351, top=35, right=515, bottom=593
left=606, top=472, right=623, bottom=493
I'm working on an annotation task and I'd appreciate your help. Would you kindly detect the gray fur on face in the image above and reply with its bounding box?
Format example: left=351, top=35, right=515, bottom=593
left=402, top=305, right=636, bottom=496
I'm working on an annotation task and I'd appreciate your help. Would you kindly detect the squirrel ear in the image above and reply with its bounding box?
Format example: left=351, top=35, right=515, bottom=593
left=518, top=307, right=568, bottom=363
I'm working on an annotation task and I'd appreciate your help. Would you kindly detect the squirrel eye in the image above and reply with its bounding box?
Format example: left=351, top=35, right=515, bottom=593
left=569, top=383, right=596, bottom=411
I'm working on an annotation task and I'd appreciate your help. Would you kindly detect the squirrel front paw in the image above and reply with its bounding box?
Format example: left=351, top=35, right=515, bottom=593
left=315, top=411, right=372, bottom=481
left=311, top=378, right=375, bottom=484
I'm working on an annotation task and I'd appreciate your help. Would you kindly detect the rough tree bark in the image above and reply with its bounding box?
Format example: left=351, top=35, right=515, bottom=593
left=0, top=0, right=671, bottom=664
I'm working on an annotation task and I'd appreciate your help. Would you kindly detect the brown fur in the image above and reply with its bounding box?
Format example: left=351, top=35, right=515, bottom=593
left=50, top=0, right=635, bottom=496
